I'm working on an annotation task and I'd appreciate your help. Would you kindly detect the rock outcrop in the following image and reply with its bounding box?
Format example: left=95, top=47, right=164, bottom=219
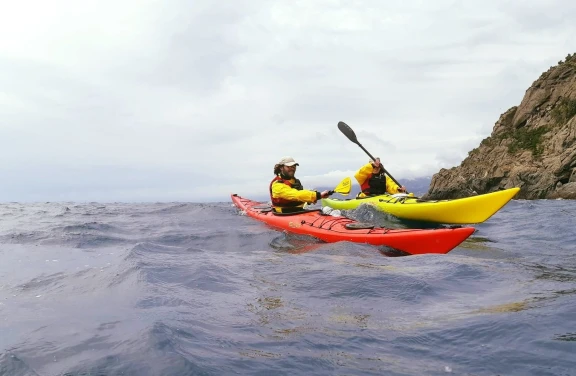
left=424, top=53, right=576, bottom=200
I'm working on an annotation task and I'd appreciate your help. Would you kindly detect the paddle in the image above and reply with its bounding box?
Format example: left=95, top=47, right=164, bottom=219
left=328, top=177, right=351, bottom=196
left=303, top=177, right=352, bottom=209
left=337, top=121, right=403, bottom=188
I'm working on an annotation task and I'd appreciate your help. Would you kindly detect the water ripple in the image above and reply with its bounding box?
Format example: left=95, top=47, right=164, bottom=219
left=0, top=200, right=575, bottom=375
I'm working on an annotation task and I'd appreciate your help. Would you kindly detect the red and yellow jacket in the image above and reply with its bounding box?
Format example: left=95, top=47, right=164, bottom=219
left=269, top=175, right=319, bottom=213
left=354, top=163, right=401, bottom=197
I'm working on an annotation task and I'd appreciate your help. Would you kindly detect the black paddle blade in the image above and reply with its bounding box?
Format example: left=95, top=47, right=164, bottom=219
left=337, top=121, right=358, bottom=144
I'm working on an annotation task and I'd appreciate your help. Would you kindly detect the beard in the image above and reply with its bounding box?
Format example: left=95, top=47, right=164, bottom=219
left=281, top=168, right=295, bottom=179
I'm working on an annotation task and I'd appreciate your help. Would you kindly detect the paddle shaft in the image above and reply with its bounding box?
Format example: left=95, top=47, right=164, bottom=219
left=337, top=121, right=403, bottom=188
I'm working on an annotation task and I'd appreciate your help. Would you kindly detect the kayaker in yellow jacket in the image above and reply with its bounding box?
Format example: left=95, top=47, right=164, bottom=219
left=354, top=157, right=407, bottom=198
left=270, top=156, right=330, bottom=213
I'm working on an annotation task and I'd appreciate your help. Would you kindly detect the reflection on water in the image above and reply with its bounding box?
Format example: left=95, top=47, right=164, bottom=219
left=472, top=301, right=530, bottom=314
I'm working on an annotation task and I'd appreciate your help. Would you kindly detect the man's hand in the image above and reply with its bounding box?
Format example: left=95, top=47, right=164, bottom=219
left=320, top=190, right=330, bottom=198
left=398, top=186, right=407, bottom=193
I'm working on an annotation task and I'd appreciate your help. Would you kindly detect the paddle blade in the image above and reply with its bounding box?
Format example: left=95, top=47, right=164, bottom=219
left=337, top=121, right=359, bottom=144
left=333, top=177, right=352, bottom=195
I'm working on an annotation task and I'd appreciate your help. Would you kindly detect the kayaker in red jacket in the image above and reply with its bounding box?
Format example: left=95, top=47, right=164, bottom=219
left=354, top=157, right=407, bottom=198
left=270, top=156, right=330, bottom=213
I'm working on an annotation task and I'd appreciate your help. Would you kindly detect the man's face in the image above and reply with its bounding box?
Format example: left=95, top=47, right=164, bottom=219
left=281, top=165, right=297, bottom=178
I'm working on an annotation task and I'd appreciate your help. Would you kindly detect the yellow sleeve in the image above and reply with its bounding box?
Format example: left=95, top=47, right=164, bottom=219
left=386, top=176, right=401, bottom=194
left=354, top=163, right=374, bottom=185
left=271, top=181, right=318, bottom=203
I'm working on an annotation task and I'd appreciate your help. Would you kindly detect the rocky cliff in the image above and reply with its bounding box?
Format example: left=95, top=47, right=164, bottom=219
left=424, top=53, right=576, bottom=200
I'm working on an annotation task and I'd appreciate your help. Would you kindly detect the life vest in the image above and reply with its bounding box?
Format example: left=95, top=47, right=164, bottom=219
left=269, top=175, right=304, bottom=210
left=361, top=172, right=387, bottom=196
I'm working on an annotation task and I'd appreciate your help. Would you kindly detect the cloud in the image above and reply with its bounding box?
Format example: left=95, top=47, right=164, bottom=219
left=1, top=0, right=575, bottom=202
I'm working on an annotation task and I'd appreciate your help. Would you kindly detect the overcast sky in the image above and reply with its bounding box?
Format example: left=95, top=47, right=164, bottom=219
left=1, top=0, right=575, bottom=202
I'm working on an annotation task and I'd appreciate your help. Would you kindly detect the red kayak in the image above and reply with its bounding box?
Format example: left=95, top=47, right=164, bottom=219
left=231, top=194, right=475, bottom=255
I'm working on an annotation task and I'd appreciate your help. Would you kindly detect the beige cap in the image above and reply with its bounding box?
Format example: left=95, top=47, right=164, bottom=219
left=278, top=156, right=299, bottom=166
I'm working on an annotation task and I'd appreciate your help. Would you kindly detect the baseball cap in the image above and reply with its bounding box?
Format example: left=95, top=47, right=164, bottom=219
left=278, top=156, right=299, bottom=166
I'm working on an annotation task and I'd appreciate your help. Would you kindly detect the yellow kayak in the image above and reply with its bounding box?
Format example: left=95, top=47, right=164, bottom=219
left=321, top=187, right=520, bottom=224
